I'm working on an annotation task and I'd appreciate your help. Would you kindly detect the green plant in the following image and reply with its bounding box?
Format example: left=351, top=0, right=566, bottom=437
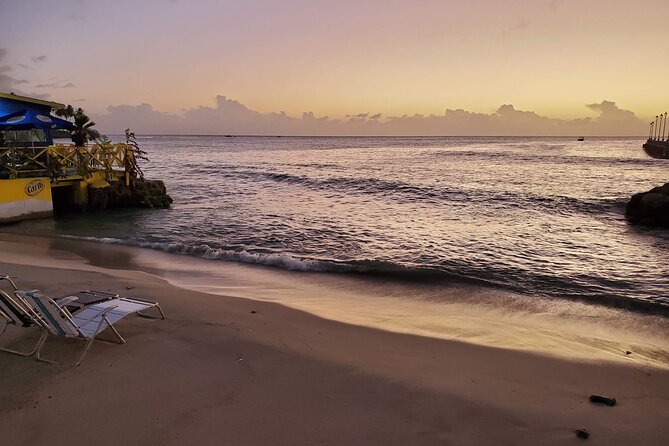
left=94, top=134, right=116, bottom=182
left=68, top=109, right=99, bottom=146
left=54, top=104, right=75, bottom=119
left=124, top=129, right=149, bottom=186
left=74, top=148, right=93, bottom=179
left=46, top=151, right=66, bottom=182
left=56, top=105, right=100, bottom=146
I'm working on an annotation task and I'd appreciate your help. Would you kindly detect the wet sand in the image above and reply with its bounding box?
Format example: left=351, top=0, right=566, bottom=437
left=1, top=233, right=668, bottom=445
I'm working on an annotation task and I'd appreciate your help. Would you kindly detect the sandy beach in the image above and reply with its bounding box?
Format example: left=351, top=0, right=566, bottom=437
left=1, top=233, right=668, bottom=446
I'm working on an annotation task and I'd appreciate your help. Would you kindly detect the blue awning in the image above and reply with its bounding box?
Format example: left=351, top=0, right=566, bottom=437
left=0, top=109, right=74, bottom=131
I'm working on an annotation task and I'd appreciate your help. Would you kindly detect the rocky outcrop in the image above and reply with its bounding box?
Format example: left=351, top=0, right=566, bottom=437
left=626, top=182, right=669, bottom=227
left=88, top=179, right=173, bottom=211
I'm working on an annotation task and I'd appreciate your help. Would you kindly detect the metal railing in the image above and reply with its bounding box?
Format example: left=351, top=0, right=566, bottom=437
left=0, top=144, right=132, bottom=181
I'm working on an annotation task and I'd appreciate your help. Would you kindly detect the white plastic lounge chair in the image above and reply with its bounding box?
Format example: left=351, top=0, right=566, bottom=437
left=17, top=290, right=165, bottom=366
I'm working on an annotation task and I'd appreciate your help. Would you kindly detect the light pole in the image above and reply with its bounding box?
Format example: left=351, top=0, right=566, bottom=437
left=655, top=116, right=659, bottom=140
left=663, top=112, right=668, bottom=141
left=650, top=122, right=654, bottom=140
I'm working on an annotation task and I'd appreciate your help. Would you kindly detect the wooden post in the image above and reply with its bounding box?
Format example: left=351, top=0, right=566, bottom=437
left=125, top=144, right=130, bottom=187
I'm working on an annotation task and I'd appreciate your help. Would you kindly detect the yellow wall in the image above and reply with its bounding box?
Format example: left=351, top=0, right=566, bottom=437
left=0, top=177, right=53, bottom=223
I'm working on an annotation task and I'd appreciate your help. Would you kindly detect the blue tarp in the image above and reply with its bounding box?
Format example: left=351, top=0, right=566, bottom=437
left=0, top=109, right=74, bottom=131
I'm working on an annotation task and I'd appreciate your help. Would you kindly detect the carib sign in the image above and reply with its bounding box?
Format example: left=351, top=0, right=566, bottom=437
left=24, top=179, right=46, bottom=197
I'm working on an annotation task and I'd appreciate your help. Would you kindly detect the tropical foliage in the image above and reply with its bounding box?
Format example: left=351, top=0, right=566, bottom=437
left=55, top=105, right=100, bottom=146
left=124, top=129, right=149, bottom=185
left=93, top=135, right=117, bottom=182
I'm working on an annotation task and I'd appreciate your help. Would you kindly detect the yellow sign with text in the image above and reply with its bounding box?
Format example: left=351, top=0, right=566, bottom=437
left=0, top=177, right=53, bottom=204
left=0, top=177, right=53, bottom=223
left=25, top=179, right=47, bottom=197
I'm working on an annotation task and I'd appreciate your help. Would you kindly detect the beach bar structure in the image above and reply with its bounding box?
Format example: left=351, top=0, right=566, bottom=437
left=0, top=92, right=134, bottom=224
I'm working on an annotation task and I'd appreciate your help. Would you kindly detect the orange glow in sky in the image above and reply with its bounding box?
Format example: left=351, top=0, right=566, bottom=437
left=1, top=0, right=668, bottom=130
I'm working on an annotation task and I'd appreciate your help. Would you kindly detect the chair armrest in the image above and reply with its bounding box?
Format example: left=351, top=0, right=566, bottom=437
left=0, top=275, right=18, bottom=290
left=55, top=296, right=79, bottom=307
left=83, top=290, right=120, bottom=299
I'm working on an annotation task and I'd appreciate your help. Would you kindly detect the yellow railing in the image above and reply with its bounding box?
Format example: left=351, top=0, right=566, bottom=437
left=0, top=144, right=132, bottom=182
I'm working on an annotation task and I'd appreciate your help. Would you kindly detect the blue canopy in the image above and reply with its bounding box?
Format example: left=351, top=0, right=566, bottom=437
left=0, top=109, right=74, bottom=131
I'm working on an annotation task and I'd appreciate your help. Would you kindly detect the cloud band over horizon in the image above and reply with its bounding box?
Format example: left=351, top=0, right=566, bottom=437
left=95, top=95, right=647, bottom=136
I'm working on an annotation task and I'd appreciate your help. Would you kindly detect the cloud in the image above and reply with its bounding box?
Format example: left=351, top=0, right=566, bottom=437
left=94, top=95, right=647, bottom=136
left=501, top=19, right=531, bottom=40
left=586, top=100, right=638, bottom=121
left=0, top=48, right=32, bottom=94
left=34, top=81, right=76, bottom=88
left=31, top=55, right=47, bottom=63
left=99, top=103, right=184, bottom=133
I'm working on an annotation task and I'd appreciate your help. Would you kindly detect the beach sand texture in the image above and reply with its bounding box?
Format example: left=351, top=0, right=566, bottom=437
left=1, top=234, right=668, bottom=446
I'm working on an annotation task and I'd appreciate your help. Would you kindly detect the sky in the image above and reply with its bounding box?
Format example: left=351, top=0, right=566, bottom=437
left=1, top=0, right=668, bottom=135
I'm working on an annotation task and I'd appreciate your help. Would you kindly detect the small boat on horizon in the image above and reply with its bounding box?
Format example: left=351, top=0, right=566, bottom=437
left=577, top=137, right=585, bottom=141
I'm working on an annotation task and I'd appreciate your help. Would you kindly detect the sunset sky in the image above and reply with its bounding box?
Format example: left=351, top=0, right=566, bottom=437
left=1, top=0, right=668, bottom=134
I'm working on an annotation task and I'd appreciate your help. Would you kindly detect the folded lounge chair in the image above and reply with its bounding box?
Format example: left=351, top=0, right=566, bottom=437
left=0, top=276, right=164, bottom=365
left=1, top=275, right=119, bottom=358
left=0, top=288, right=50, bottom=358
left=18, top=290, right=164, bottom=366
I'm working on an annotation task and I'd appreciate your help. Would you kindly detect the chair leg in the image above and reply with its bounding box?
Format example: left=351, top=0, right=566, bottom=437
left=138, top=304, right=165, bottom=320
left=75, top=336, right=97, bottom=367
left=105, top=316, right=125, bottom=344
left=0, top=326, right=48, bottom=358
left=34, top=332, right=58, bottom=364
left=76, top=313, right=113, bottom=366
left=0, top=318, right=9, bottom=337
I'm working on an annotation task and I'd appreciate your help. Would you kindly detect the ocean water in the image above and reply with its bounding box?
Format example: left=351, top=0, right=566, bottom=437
left=5, top=136, right=669, bottom=312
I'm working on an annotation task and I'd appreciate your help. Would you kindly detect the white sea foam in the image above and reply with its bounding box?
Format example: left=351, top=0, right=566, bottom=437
left=61, top=235, right=352, bottom=272
left=62, top=235, right=125, bottom=244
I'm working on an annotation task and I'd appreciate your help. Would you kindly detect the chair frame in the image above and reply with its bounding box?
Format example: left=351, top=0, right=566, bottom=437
left=0, top=275, right=164, bottom=366
left=21, top=291, right=164, bottom=366
left=0, top=276, right=51, bottom=358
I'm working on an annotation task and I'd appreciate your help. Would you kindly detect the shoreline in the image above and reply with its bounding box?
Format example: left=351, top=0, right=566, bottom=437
left=5, top=217, right=669, bottom=318
left=1, top=232, right=668, bottom=367
left=1, top=233, right=669, bottom=444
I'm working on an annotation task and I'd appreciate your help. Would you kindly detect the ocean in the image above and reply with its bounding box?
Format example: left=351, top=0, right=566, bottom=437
left=5, top=136, right=669, bottom=313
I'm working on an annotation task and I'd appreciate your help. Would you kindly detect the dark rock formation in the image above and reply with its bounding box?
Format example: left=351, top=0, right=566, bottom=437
left=88, top=180, right=173, bottom=212
left=625, top=182, right=669, bottom=227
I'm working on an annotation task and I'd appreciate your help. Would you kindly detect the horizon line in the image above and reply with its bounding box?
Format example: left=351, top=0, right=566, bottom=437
left=88, top=134, right=648, bottom=138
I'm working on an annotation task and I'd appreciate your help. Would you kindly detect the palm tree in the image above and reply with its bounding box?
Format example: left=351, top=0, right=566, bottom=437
left=54, top=104, right=75, bottom=119
left=71, top=109, right=99, bottom=146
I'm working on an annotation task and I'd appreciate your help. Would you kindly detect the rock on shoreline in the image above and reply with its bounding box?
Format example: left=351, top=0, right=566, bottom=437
left=89, top=179, right=173, bottom=211
left=626, top=182, right=669, bottom=227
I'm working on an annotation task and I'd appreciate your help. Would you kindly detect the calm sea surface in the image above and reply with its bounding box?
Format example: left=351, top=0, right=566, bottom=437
left=6, top=136, right=669, bottom=311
